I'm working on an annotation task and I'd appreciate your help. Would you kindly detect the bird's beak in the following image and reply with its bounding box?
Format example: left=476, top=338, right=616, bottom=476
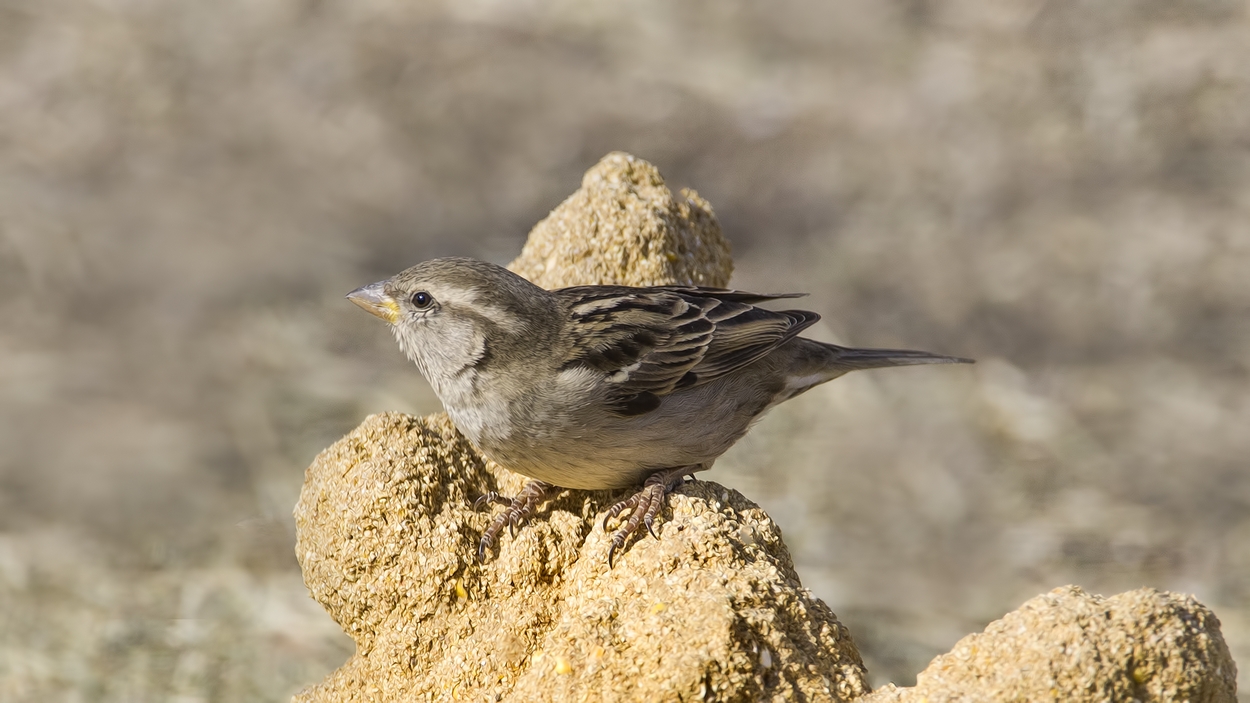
left=347, top=281, right=400, bottom=324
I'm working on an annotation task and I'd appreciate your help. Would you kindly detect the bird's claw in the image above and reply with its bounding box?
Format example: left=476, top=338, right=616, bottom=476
left=600, top=466, right=692, bottom=567
left=472, top=491, right=501, bottom=512
left=473, top=480, right=552, bottom=562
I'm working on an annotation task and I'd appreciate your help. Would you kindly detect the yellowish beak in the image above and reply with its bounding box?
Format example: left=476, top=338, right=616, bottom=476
left=347, top=281, right=400, bottom=324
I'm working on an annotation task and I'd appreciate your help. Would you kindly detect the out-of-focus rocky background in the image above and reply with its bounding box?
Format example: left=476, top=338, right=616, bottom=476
left=1, top=1, right=1247, bottom=700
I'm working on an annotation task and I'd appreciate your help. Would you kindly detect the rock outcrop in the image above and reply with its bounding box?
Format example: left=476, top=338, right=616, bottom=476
left=508, top=151, right=732, bottom=289
left=293, top=152, right=1237, bottom=702
left=864, top=585, right=1237, bottom=703
left=293, top=152, right=869, bottom=702
left=294, top=413, right=870, bottom=702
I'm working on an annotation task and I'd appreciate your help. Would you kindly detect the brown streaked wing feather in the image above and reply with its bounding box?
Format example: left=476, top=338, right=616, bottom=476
left=556, top=286, right=819, bottom=415
left=691, top=305, right=820, bottom=379
left=560, top=291, right=712, bottom=393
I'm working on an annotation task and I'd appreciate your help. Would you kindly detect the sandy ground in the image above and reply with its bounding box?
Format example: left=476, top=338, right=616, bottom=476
left=1, top=1, right=1247, bottom=699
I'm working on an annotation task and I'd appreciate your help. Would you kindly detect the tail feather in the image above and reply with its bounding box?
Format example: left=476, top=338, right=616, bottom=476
left=825, top=343, right=974, bottom=370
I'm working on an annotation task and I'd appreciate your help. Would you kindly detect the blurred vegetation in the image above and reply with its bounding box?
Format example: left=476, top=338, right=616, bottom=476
left=1, top=0, right=1247, bottom=699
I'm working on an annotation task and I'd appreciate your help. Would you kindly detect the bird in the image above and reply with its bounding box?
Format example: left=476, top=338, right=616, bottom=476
left=347, top=257, right=972, bottom=565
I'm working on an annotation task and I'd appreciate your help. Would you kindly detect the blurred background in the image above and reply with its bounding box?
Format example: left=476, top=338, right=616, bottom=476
left=1, top=0, right=1248, bottom=699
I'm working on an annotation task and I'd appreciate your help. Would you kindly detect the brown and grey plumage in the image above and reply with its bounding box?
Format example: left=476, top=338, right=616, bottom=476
left=348, top=257, right=972, bottom=564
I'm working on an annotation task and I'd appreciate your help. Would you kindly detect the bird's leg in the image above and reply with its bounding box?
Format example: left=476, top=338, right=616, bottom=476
left=475, top=479, right=553, bottom=562
left=602, top=465, right=693, bottom=567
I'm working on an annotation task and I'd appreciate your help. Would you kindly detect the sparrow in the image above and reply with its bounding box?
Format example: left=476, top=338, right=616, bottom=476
left=348, top=257, right=971, bottom=565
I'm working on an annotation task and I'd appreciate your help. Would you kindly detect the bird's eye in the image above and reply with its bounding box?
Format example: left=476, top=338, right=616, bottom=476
left=411, top=291, right=434, bottom=309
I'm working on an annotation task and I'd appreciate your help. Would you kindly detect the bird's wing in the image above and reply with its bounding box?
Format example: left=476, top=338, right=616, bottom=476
left=555, top=286, right=820, bottom=416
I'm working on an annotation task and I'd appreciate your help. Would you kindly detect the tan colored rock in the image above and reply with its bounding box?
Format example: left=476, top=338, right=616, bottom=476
left=293, top=152, right=1239, bottom=702
left=863, top=585, right=1237, bottom=703
left=508, top=151, right=733, bottom=289
left=293, top=412, right=870, bottom=702
left=292, top=153, right=866, bottom=702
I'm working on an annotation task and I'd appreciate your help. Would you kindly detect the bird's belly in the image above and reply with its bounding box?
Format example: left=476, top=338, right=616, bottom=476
left=484, top=445, right=655, bottom=490
left=475, top=424, right=695, bottom=489
left=465, top=383, right=763, bottom=490
left=439, top=403, right=634, bottom=489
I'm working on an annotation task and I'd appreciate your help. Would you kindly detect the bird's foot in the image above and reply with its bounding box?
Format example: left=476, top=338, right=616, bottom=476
left=602, top=466, right=692, bottom=567
left=474, top=479, right=553, bottom=561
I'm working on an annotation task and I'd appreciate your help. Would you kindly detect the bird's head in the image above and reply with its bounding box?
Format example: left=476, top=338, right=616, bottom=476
left=347, top=257, right=553, bottom=385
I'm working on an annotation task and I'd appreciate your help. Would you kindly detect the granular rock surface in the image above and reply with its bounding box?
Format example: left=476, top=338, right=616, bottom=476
left=863, top=585, right=1237, bottom=703
left=293, top=412, right=870, bottom=702
left=508, top=151, right=733, bottom=289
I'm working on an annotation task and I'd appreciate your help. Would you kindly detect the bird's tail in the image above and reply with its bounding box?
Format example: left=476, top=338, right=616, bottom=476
left=822, top=343, right=974, bottom=370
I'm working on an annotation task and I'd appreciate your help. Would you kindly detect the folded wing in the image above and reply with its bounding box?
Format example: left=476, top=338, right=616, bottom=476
left=555, top=286, right=819, bottom=416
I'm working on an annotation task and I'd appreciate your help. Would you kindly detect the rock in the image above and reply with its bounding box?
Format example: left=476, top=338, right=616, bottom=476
left=294, top=152, right=1239, bottom=702
left=292, top=153, right=867, bottom=702
left=862, top=585, right=1238, bottom=703
left=293, top=412, right=870, bottom=702
left=508, top=151, right=733, bottom=289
